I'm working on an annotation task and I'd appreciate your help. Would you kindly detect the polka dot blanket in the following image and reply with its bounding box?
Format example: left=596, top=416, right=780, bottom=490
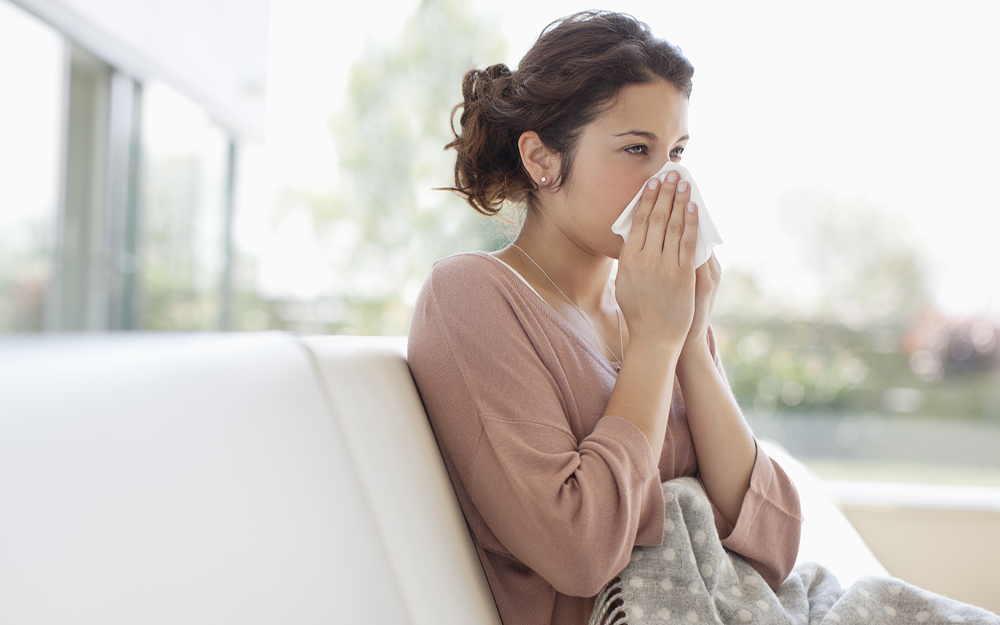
left=590, top=478, right=999, bottom=625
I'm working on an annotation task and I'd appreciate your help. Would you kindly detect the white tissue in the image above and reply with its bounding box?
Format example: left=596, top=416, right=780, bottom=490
left=611, top=161, right=722, bottom=268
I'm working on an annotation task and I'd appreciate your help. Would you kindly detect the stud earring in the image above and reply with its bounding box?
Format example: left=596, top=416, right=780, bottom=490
left=540, top=176, right=547, bottom=183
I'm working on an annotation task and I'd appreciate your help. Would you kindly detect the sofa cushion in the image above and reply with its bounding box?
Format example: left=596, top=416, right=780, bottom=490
left=0, top=333, right=413, bottom=623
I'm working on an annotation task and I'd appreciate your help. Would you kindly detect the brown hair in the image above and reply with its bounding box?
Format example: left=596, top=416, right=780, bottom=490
left=446, top=11, right=694, bottom=216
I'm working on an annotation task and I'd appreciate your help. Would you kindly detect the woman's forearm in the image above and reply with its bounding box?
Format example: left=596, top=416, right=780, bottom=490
left=675, top=343, right=756, bottom=526
left=603, top=338, right=683, bottom=466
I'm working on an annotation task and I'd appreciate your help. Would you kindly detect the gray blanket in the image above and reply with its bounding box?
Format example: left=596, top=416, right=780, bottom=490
left=590, top=478, right=998, bottom=625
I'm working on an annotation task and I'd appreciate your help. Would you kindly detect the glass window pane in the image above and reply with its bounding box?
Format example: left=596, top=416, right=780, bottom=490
left=0, top=0, right=64, bottom=333
left=138, top=81, right=228, bottom=330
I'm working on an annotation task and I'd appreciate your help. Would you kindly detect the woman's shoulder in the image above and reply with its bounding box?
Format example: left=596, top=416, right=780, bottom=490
left=429, top=250, right=505, bottom=276
left=409, top=251, right=532, bottom=365
left=411, top=251, right=535, bottom=336
left=423, top=251, right=524, bottom=298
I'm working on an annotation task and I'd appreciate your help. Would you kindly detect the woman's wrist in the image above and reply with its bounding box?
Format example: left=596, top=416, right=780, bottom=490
left=624, top=331, right=684, bottom=368
left=675, top=338, right=714, bottom=380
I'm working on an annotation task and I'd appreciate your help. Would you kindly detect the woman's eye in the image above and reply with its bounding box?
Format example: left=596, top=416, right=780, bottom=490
left=624, top=144, right=648, bottom=156
left=671, top=146, right=685, bottom=160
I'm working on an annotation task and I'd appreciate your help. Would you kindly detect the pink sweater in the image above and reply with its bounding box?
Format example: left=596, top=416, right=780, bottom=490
left=407, top=253, right=802, bottom=625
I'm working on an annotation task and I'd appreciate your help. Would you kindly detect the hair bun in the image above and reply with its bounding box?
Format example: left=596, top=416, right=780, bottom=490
left=464, top=63, right=513, bottom=105
left=446, top=63, right=528, bottom=216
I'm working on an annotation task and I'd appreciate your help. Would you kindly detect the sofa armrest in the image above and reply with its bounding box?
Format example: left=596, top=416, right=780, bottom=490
left=759, top=440, right=889, bottom=587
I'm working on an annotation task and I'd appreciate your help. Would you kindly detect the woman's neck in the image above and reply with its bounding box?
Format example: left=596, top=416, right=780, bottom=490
left=502, top=211, right=616, bottom=311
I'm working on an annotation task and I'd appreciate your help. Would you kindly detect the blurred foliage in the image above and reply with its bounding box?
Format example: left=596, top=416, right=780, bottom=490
left=711, top=185, right=1000, bottom=421
left=713, top=185, right=1000, bottom=420
left=244, top=0, right=510, bottom=336
left=713, top=185, right=930, bottom=327
left=713, top=318, right=1000, bottom=421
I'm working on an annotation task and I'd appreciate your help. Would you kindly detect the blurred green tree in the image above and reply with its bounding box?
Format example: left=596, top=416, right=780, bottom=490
left=711, top=184, right=939, bottom=415
left=272, top=0, right=509, bottom=335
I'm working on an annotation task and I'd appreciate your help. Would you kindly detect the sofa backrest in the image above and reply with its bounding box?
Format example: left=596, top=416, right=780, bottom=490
left=0, top=333, right=501, bottom=625
left=300, top=335, right=502, bottom=625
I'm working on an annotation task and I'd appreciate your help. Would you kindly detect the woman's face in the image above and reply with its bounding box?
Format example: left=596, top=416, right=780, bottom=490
left=548, top=79, right=690, bottom=259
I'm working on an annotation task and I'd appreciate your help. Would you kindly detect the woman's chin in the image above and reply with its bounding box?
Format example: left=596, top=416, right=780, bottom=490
left=607, top=235, right=626, bottom=261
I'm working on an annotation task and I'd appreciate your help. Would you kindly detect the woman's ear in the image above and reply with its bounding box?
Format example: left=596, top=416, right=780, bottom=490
left=518, top=130, right=559, bottom=186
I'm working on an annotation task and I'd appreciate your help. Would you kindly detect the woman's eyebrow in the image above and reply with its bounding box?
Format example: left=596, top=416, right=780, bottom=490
left=614, top=131, right=691, bottom=143
left=614, top=130, right=658, bottom=140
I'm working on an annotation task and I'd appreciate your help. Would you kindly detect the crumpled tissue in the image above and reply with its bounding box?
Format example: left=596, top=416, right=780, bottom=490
left=611, top=161, right=722, bottom=268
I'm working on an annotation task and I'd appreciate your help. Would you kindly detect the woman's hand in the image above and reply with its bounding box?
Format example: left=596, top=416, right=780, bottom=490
left=615, top=171, right=699, bottom=353
left=616, top=181, right=753, bottom=525
left=681, top=252, right=721, bottom=361
left=672, top=249, right=756, bottom=527
left=606, top=171, right=698, bottom=463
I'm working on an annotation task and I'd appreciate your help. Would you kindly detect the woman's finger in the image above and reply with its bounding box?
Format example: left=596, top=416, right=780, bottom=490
left=645, top=171, right=678, bottom=253
left=708, top=252, right=721, bottom=281
left=623, top=177, right=662, bottom=255
left=694, top=247, right=712, bottom=282
left=678, top=201, right=698, bottom=269
left=664, top=178, right=693, bottom=258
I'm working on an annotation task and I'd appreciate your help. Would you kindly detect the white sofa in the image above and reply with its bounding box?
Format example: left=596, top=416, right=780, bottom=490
left=0, top=332, right=886, bottom=624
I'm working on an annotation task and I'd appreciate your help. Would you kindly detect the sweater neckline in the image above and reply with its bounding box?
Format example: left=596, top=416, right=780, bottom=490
left=469, top=251, right=622, bottom=375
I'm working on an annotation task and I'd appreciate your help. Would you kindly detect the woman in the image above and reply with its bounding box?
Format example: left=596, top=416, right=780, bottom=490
left=407, top=11, right=802, bottom=625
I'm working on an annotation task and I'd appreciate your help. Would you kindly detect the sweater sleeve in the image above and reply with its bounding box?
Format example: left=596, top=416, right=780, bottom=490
left=704, top=328, right=803, bottom=589
left=710, top=440, right=802, bottom=589
left=408, top=256, right=665, bottom=598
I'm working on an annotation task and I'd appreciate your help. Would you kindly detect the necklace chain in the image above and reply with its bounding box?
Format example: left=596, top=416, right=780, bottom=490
left=511, top=244, right=624, bottom=372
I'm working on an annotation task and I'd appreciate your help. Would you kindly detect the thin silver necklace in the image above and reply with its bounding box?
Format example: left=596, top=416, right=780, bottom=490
left=511, top=243, right=624, bottom=372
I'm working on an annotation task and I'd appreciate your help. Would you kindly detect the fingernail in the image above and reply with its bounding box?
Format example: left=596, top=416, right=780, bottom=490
left=666, top=171, right=679, bottom=183
left=647, top=178, right=659, bottom=190
left=677, top=180, right=689, bottom=192
left=687, top=202, right=696, bottom=213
